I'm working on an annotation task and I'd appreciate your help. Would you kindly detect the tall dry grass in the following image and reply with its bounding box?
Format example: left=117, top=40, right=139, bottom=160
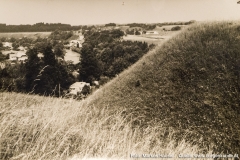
left=0, top=92, right=212, bottom=159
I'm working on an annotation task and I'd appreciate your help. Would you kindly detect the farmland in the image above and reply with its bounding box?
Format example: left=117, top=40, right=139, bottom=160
left=0, top=32, right=51, bottom=39
left=123, top=34, right=165, bottom=44
left=122, top=25, right=187, bottom=44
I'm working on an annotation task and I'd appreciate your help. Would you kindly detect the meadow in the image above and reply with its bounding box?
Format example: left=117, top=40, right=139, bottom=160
left=1, top=21, right=240, bottom=159
left=122, top=35, right=163, bottom=44
left=122, top=26, right=185, bottom=44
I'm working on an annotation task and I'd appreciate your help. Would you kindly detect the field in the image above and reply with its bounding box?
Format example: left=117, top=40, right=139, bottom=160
left=0, top=32, right=51, bottom=39
left=123, top=35, right=164, bottom=44
left=123, top=25, right=187, bottom=44
left=123, top=32, right=181, bottom=45
left=1, top=21, right=240, bottom=159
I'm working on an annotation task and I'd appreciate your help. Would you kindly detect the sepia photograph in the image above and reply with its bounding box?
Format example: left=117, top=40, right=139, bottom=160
left=0, top=0, right=239, bottom=159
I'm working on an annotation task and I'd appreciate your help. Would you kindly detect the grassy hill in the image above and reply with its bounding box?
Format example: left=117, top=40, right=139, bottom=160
left=88, top=21, right=240, bottom=153
left=1, top=21, right=240, bottom=159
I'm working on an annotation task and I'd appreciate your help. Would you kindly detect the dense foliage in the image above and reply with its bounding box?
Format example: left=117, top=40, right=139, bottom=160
left=124, top=21, right=195, bottom=31
left=105, top=23, right=117, bottom=27
left=158, top=20, right=196, bottom=26
left=126, top=23, right=157, bottom=30
left=171, top=26, right=181, bottom=31
left=79, top=29, right=155, bottom=83
left=0, top=52, right=8, bottom=61
left=0, top=42, right=75, bottom=96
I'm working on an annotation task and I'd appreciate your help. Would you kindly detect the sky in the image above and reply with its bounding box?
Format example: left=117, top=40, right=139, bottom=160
left=0, top=0, right=240, bottom=25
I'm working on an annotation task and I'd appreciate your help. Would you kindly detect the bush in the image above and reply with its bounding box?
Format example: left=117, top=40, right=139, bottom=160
left=99, top=76, right=110, bottom=86
left=171, top=26, right=181, bottom=31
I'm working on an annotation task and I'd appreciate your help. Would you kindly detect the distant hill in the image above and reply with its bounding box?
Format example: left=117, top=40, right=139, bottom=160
left=0, top=23, right=81, bottom=32
left=1, top=21, right=240, bottom=159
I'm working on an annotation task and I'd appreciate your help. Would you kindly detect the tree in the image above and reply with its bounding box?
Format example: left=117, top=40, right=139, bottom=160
left=12, top=42, right=20, bottom=51
left=25, top=48, right=41, bottom=92
left=54, top=43, right=64, bottom=58
left=171, top=26, right=181, bottom=31
left=79, top=44, right=101, bottom=83
left=43, top=44, right=57, bottom=66
left=0, top=37, right=6, bottom=42
left=81, top=84, right=91, bottom=96
left=113, top=44, right=124, bottom=58
left=10, top=37, right=16, bottom=42
left=105, top=23, right=116, bottom=27
left=126, top=29, right=134, bottom=35
left=30, top=44, right=74, bottom=96
left=0, top=52, right=7, bottom=61
left=135, top=30, right=141, bottom=35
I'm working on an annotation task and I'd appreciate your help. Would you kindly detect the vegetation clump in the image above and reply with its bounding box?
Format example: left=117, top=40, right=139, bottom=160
left=79, top=29, right=154, bottom=83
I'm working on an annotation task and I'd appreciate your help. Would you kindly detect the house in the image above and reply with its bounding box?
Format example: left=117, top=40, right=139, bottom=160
left=70, top=40, right=82, bottom=48
left=146, top=31, right=159, bottom=34
left=16, top=52, right=28, bottom=61
left=18, top=55, right=28, bottom=61
left=3, top=42, right=13, bottom=50
left=17, top=46, right=25, bottom=51
left=79, top=35, right=84, bottom=41
left=9, top=53, right=17, bottom=61
left=92, top=81, right=100, bottom=88
left=9, top=52, right=28, bottom=61
left=69, top=82, right=91, bottom=95
left=3, top=42, right=12, bottom=48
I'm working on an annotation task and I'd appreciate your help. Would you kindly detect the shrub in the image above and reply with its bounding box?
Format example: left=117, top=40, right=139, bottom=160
left=171, top=26, right=181, bottom=31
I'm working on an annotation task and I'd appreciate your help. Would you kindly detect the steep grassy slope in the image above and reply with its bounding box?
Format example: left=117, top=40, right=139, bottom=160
left=87, top=21, right=240, bottom=153
left=1, top=21, right=240, bottom=159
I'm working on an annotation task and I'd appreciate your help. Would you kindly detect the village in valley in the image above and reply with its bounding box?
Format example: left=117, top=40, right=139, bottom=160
left=0, top=22, right=191, bottom=99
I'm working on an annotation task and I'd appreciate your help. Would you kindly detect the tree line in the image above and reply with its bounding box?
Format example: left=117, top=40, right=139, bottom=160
left=124, top=20, right=195, bottom=31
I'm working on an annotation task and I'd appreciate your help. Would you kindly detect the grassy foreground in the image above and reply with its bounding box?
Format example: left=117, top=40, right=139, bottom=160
left=1, top=21, right=240, bottom=159
left=0, top=93, right=210, bottom=159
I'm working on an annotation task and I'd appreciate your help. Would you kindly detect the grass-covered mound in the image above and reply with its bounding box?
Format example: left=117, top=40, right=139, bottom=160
left=88, top=21, right=240, bottom=153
